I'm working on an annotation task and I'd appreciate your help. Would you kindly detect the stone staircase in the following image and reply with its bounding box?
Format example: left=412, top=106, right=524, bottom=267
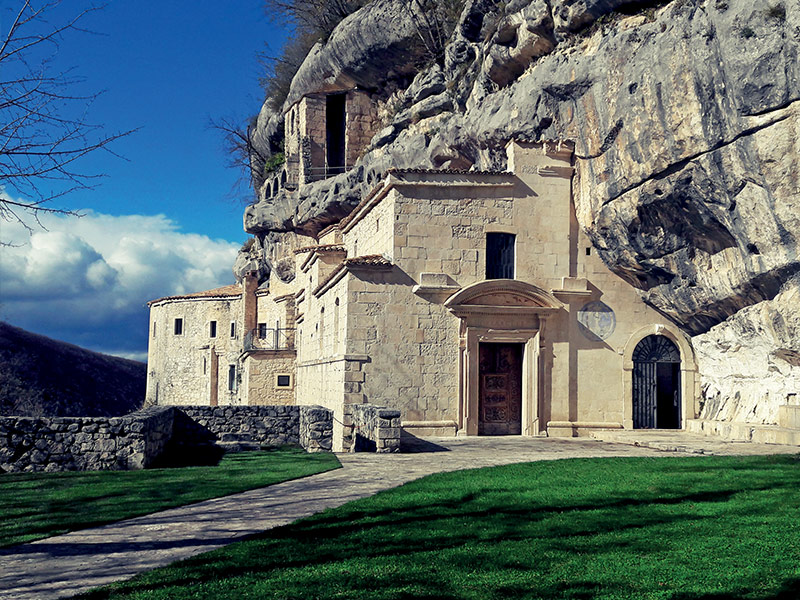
left=587, top=428, right=800, bottom=455
left=684, top=401, right=800, bottom=446
left=215, top=432, right=262, bottom=453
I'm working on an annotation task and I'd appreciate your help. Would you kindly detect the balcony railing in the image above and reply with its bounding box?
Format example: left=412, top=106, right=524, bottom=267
left=243, top=327, right=295, bottom=352
left=304, top=165, right=350, bottom=182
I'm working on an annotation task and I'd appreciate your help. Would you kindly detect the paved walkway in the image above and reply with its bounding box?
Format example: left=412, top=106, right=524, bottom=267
left=1, top=435, right=798, bottom=600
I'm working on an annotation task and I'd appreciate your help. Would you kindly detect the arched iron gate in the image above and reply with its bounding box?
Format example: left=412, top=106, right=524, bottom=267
left=632, top=335, right=681, bottom=429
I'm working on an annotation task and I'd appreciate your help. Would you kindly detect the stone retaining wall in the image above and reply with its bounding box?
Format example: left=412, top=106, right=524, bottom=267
left=351, top=403, right=401, bottom=453
left=177, top=405, right=302, bottom=446
left=0, top=405, right=336, bottom=473
left=299, top=406, right=333, bottom=452
left=0, top=406, right=174, bottom=473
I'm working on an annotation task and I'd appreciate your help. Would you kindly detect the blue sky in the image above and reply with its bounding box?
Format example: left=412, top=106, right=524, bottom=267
left=0, top=1, right=291, bottom=359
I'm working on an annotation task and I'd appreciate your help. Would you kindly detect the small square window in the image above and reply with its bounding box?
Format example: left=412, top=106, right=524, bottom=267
left=275, top=374, right=293, bottom=389
left=209, top=321, right=217, bottom=338
left=174, top=318, right=183, bottom=335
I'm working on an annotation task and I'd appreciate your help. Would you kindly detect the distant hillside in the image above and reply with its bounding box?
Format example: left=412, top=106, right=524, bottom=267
left=0, top=322, right=146, bottom=417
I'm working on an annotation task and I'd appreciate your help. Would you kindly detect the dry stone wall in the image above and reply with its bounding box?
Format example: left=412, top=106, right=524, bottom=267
left=351, top=403, right=401, bottom=453
left=300, top=405, right=334, bottom=452
left=0, top=406, right=174, bottom=473
left=0, top=405, right=335, bottom=472
left=176, top=405, right=302, bottom=446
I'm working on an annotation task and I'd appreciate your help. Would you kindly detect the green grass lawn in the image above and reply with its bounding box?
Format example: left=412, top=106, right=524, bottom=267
left=0, top=447, right=340, bottom=548
left=76, top=454, right=800, bottom=600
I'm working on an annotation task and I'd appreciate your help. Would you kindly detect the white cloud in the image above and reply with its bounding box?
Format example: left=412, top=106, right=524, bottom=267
left=0, top=209, right=240, bottom=359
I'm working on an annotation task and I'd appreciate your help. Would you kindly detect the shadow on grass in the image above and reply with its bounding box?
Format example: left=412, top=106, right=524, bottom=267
left=671, top=578, right=800, bottom=600
left=73, top=456, right=800, bottom=600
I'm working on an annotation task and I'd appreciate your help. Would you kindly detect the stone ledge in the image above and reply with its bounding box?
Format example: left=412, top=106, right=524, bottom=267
left=686, top=419, right=800, bottom=446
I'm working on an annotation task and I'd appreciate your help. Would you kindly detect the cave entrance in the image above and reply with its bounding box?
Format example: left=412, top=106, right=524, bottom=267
left=632, top=335, right=681, bottom=429
left=326, top=94, right=346, bottom=177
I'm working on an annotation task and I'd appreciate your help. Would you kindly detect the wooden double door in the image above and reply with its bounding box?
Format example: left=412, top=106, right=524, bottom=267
left=478, top=343, right=523, bottom=435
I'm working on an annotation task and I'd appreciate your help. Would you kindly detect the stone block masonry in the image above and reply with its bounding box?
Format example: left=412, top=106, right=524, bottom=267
left=300, top=406, right=334, bottom=452
left=351, top=403, right=401, bottom=453
left=0, top=406, right=174, bottom=473
left=175, top=405, right=333, bottom=452
left=0, top=405, right=335, bottom=473
left=176, top=405, right=302, bottom=447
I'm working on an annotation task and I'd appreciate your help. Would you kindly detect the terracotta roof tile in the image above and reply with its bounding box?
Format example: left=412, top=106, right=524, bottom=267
left=313, top=255, right=392, bottom=296
left=148, top=284, right=241, bottom=306
left=345, top=254, right=392, bottom=267
left=293, top=243, right=347, bottom=255
left=387, top=167, right=510, bottom=176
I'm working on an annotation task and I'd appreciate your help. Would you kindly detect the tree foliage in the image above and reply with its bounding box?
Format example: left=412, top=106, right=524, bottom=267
left=400, top=0, right=466, bottom=65
left=0, top=0, right=133, bottom=240
left=261, top=0, right=369, bottom=111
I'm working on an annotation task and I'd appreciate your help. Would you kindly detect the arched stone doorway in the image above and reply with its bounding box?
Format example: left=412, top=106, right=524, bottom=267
left=632, top=335, right=681, bottom=429
left=444, top=280, right=561, bottom=436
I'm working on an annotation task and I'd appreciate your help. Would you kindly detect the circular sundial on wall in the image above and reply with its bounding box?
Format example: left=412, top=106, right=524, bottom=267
left=577, top=301, right=616, bottom=341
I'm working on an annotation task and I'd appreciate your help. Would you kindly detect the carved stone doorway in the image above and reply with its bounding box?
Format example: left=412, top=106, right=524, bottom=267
left=478, top=343, right=523, bottom=435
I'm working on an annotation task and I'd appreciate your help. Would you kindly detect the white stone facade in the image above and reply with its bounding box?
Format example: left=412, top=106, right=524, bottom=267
left=145, top=83, right=800, bottom=450
left=146, top=136, right=719, bottom=451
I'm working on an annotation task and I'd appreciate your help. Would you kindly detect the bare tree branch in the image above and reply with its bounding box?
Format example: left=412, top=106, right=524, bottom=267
left=0, top=0, right=136, bottom=243
left=209, top=115, right=272, bottom=199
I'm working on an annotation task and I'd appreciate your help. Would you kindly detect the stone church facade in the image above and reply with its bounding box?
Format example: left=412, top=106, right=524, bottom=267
left=146, top=89, right=711, bottom=451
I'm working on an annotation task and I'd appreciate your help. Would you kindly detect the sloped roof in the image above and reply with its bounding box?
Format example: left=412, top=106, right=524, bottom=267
left=313, top=255, right=392, bottom=296
left=148, top=284, right=241, bottom=306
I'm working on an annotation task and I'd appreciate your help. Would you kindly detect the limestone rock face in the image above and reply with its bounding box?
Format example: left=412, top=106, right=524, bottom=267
left=284, top=0, right=428, bottom=107
left=241, top=0, right=800, bottom=426
left=694, top=278, right=800, bottom=424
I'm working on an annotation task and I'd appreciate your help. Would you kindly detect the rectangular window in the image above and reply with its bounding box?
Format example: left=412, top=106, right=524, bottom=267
left=486, top=233, right=515, bottom=279
left=209, top=321, right=217, bottom=338
left=228, top=365, right=237, bottom=392
left=174, top=318, right=183, bottom=335
left=326, top=93, right=346, bottom=175
left=230, top=321, right=236, bottom=338
left=276, top=374, right=292, bottom=388
left=152, top=321, right=156, bottom=338
left=258, top=322, right=267, bottom=338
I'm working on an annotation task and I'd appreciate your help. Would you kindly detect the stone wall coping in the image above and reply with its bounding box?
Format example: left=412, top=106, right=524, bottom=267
left=297, top=354, right=370, bottom=368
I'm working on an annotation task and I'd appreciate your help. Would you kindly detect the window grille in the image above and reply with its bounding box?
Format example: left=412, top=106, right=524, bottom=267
left=486, top=233, right=515, bottom=279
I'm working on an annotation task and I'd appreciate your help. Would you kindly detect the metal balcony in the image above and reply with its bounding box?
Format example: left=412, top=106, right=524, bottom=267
left=243, top=327, right=295, bottom=352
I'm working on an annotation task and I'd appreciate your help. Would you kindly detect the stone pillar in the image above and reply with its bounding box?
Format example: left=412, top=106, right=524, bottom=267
left=209, top=350, right=219, bottom=407
left=243, top=270, right=258, bottom=335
